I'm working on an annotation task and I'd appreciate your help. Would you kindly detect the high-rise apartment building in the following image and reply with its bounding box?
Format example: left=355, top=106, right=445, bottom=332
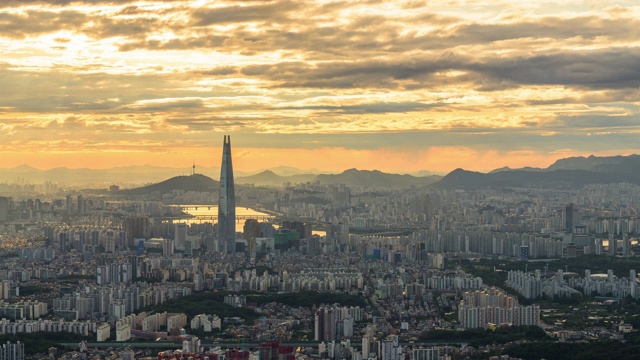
left=218, top=135, right=236, bottom=254
left=123, top=216, right=149, bottom=247
left=0, top=341, right=24, bottom=360
left=314, top=307, right=336, bottom=341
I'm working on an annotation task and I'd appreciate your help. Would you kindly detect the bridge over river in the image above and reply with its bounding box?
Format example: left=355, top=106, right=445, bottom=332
left=163, top=205, right=278, bottom=223
left=188, top=214, right=276, bottom=222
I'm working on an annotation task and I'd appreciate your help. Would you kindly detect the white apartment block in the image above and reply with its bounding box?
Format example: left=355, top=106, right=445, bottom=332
left=458, top=287, right=540, bottom=328
left=96, top=323, right=110, bottom=342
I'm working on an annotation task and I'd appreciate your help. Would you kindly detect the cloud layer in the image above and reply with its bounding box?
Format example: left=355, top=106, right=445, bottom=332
left=1, top=0, right=639, bottom=172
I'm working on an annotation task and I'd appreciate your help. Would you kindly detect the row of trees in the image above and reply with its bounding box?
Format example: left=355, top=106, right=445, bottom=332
left=141, top=290, right=368, bottom=323
left=419, top=326, right=547, bottom=347
left=0, top=332, right=89, bottom=356
left=139, top=291, right=259, bottom=321
left=501, top=340, right=640, bottom=360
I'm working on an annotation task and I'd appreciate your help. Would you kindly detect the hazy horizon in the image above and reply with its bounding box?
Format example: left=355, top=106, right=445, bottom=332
left=3, top=151, right=640, bottom=175
left=0, top=162, right=442, bottom=176
left=2, top=1, right=640, bottom=173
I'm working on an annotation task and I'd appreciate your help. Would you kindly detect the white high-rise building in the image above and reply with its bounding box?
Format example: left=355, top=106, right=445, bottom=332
left=175, top=223, right=187, bottom=250
left=362, top=335, right=371, bottom=359
left=458, top=287, right=540, bottom=328
left=0, top=341, right=24, bottom=360
left=343, top=316, right=354, bottom=338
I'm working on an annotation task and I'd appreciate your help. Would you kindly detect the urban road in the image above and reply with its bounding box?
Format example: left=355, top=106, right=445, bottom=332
left=60, top=341, right=469, bottom=349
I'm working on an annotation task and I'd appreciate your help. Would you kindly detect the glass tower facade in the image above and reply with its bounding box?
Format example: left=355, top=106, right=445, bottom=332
left=218, top=135, right=236, bottom=253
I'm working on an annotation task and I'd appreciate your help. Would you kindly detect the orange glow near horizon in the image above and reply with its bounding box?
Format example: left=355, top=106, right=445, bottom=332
left=2, top=146, right=637, bottom=174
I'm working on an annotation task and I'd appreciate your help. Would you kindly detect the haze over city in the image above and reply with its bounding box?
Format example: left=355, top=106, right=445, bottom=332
left=2, top=0, right=640, bottom=173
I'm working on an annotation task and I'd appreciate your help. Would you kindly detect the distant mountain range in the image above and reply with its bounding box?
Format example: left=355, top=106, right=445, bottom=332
left=434, top=155, right=640, bottom=189
left=314, top=169, right=441, bottom=188
left=0, top=164, right=218, bottom=187
left=236, top=168, right=442, bottom=188
left=119, top=168, right=443, bottom=195
left=236, top=170, right=317, bottom=186
left=4, top=154, right=640, bottom=191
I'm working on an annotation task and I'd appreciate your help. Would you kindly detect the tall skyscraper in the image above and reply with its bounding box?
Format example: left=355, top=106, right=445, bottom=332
left=218, top=135, right=236, bottom=254
left=175, top=223, right=187, bottom=250
left=0, top=197, right=9, bottom=221
left=77, top=194, right=86, bottom=215
left=66, top=195, right=73, bottom=215
left=314, top=307, right=336, bottom=341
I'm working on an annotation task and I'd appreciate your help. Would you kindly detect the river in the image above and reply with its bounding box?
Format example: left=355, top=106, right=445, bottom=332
left=178, top=205, right=326, bottom=236
left=177, top=205, right=272, bottom=225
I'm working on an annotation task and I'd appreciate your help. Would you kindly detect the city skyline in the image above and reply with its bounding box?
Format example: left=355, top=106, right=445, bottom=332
left=2, top=1, right=640, bottom=173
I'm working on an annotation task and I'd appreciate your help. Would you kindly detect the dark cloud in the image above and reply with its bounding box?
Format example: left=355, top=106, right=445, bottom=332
left=191, top=0, right=301, bottom=26
left=113, top=10, right=640, bottom=59
left=119, top=35, right=228, bottom=51
left=553, top=115, right=640, bottom=129
left=0, top=8, right=169, bottom=40
left=276, top=102, right=442, bottom=114
left=0, top=0, right=180, bottom=7
left=216, top=48, right=640, bottom=91
left=196, top=66, right=238, bottom=76
left=0, top=10, right=87, bottom=38
left=237, top=59, right=456, bottom=89
left=88, top=16, right=162, bottom=38
left=470, top=48, right=640, bottom=90
left=436, top=15, right=640, bottom=47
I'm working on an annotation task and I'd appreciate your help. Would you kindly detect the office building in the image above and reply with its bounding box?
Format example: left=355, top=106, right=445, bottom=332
left=66, top=195, right=73, bottom=215
left=0, top=197, right=9, bottom=221
left=175, top=223, right=187, bottom=250
left=565, top=203, right=573, bottom=234
left=77, top=195, right=85, bottom=215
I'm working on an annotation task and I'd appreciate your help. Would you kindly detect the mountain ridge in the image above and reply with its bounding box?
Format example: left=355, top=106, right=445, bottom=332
left=4, top=154, right=640, bottom=189
left=119, top=174, right=219, bottom=195
left=236, top=170, right=317, bottom=186
left=437, top=155, right=640, bottom=189
left=313, top=168, right=442, bottom=188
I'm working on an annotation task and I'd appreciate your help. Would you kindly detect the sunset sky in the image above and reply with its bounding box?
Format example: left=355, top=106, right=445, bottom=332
left=1, top=0, right=639, bottom=173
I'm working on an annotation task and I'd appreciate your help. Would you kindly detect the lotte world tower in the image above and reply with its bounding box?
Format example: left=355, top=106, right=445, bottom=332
left=218, top=135, right=236, bottom=254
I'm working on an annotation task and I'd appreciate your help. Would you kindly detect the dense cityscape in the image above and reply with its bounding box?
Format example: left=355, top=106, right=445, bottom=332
left=1, top=137, right=640, bottom=360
